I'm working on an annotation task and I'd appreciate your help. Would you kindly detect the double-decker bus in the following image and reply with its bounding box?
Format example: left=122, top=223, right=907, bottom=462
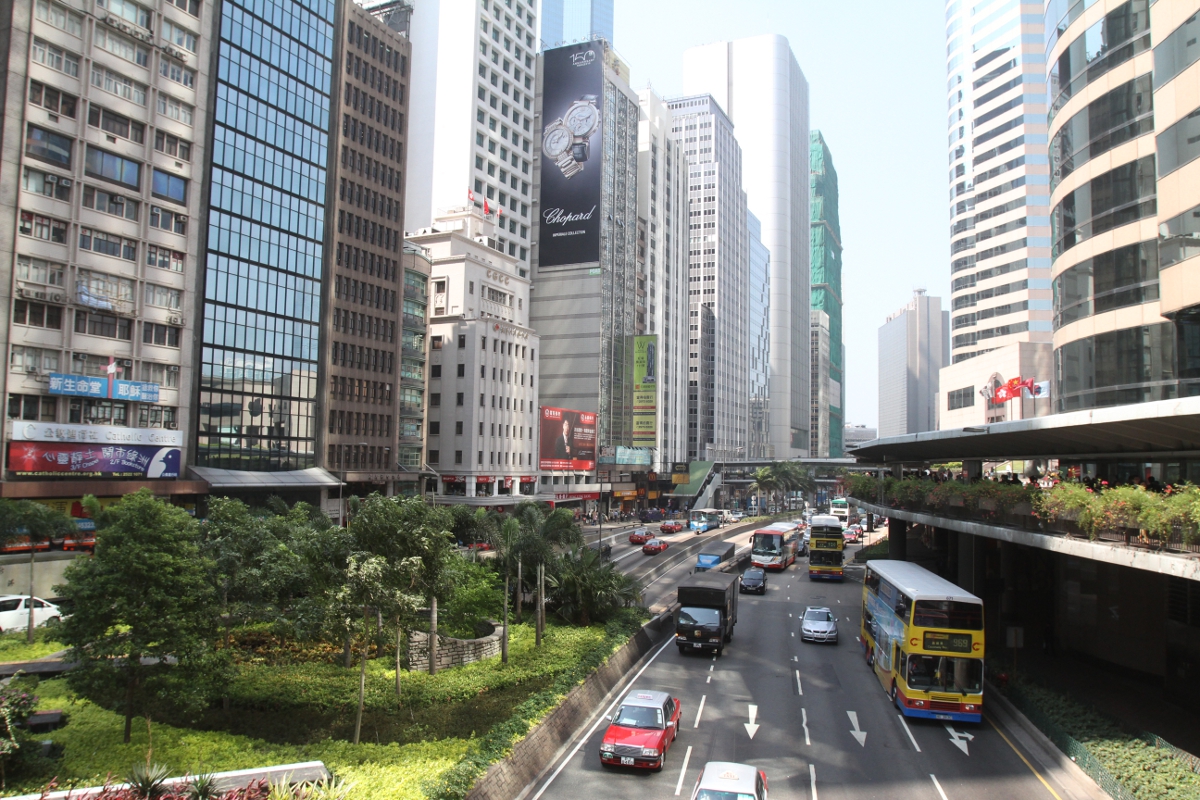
left=830, top=497, right=850, bottom=527
left=750, top=522, right=800, bottom=570
left=861, top=560, right=985, bottom=723
left=807, top=515, right=844, bottom=580
left=689, top=508, right=723, bottom=533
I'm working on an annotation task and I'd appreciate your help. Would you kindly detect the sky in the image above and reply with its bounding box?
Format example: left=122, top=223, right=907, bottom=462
left=612, top=0, right=951, bottom=429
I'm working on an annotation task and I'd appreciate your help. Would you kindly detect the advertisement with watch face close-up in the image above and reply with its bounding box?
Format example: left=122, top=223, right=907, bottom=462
left=538, top=42, right=603, bottom=268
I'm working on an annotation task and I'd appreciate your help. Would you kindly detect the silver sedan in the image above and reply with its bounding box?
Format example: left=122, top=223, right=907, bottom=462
left=800, top=606, right=838, bottom=644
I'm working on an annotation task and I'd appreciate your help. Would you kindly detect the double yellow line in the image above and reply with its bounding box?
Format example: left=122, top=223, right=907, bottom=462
left=986, top=714, right=1065, bottom=800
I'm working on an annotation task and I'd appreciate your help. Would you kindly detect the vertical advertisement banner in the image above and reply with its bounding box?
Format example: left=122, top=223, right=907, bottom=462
left=632, top=334, right=657, bottom=445
left=538, top=43, right=604, bottom=268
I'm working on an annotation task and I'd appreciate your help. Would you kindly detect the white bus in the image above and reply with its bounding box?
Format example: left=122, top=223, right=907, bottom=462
left=689, top=508, right=723, bottom=533
left=830, top=497, right=849, bottom=527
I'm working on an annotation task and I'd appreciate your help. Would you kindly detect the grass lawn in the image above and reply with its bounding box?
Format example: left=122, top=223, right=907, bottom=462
left=4, top=620, right=624, bottom=798
left=0, top=629, right=65, bottom=663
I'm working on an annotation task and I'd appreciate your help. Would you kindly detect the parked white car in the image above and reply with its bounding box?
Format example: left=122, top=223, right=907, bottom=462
left=0, top=595, right=62, bottom=633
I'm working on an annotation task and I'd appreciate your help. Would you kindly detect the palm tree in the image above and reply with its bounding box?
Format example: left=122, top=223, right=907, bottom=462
left=513, top=503, right=581, bottom=645
left=547, top=546, right=641, bottom=627
left=489, top=516, right=526, bottom=663
left=749, top=467, right=777, bottom=515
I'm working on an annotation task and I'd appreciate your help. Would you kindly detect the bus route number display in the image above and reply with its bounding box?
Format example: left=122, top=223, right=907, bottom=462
left=812, top=539, right=841, bottom=550
left=923, top=631, right=973, bottom=653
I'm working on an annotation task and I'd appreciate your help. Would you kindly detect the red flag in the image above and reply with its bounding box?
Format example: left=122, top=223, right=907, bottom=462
left=484, top=199, right=490, bottom=215
left=468, top=188, right=474, bottom=203
left=498, top=206, right=503, bottom=218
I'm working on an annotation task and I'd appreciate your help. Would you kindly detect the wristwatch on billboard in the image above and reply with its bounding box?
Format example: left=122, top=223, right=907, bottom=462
left=542, top=120, right=583, bottom=178
left=564, top=94, right=600, bottom=162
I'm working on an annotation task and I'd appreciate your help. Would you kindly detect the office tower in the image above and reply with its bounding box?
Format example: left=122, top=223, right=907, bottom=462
left=531, top=41, right=640, bottom=456
left=193, top=0, right=335, bottom=487
left=687, top=301, right=714, bottom=462
left=878, top=290, right=949, bottom=438
left=810, top=131, right=843, bottom=457
left=408, top=207, right=539, bottom=506
left=539, top=0, right=613, bottom=48
left=667, top=94, right=748, bottom=463
left=405, top=0, right=537, bottom=273
left=1047, top=0, right=1200, bottom=410
left=939, top=0, right=1053, bottom=426
left=322, top=2, right=418, bottom=504
left=747, top=212, right=770, bottom=458
left=0, top=0, right=212, bottom=502
left=683, top=35, right=811, bottom=457
left=637, top=89, right=689, bottom=471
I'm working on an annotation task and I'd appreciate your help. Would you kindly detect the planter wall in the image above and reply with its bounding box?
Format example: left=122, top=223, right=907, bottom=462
left=407, top=621, right=505, bottom=672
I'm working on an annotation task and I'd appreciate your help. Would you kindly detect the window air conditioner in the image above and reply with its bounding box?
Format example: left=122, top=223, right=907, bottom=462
left=25, top=366, right=38, bottom=374
left=121, top=359, right=132, bottom=367
left=59, top=179, right=71, bottom=188
left=168, top=315, right=184, bottom=326
left=165, top=422, right=179, bottom=429
left=45, top=174, right=57, bottom=184
left=168, top=365, right=180, bottom=372
left=50, top=293, right=65, bottom=303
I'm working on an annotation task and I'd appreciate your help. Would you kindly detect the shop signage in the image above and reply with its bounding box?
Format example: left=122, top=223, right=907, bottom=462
left=7, top=442, right=180, bottom=478
left=9, top=422, right=183, bottom=447
left=47, top=374, right=160, bottom=403
left=553, top=492, right=599, bottom=500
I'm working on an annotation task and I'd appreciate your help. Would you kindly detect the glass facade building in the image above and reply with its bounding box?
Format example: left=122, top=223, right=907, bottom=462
left=539, top=0, right=614, bottom=48
left=748, top=212, right=771, bottom=459
left=809, top=131, right=843, bottom=457
left=195, top=0, right=335, bottom=471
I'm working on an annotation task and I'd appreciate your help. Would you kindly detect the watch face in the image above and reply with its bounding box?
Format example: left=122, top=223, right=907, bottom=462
left=543, top=123, right=571, bottom=158
left=565, top=103, right=599, bottom=137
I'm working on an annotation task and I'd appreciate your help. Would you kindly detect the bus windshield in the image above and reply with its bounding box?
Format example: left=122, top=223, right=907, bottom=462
left=913, top=600, right=983, bottom=630
left=905, top=654, right=983, bottom=693
left=809, top=550, right=842, bottom=567
left=752, top=533, right=782, bottom=556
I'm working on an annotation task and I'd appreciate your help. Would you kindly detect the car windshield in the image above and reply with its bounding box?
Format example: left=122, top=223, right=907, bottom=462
left=905, top=654, right=983, bottom=693
left=646, top=539, right=661, bottom=546
left=804, top=610, right=833, bottom=623
left=744, top=569, right=764, bottom=580
left=0, top=599, right=19, bottom=612
left=613, top=704, right=663, bottom=729
left=696, top=791, right=756, bottom=800
left=679, top=606, right=721, bottom=627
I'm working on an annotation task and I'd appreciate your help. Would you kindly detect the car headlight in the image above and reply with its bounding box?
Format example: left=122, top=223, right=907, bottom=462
left=601, top=744, right=614, bottom=754
left=641, top=747, right=659, bottom=757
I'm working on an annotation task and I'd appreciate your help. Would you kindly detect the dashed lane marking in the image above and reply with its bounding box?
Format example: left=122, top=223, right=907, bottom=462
left=796, top=669, right=803, bottom=695
left=674, top=746, right=693, bottom=795
left=801, top=708, right=811, bottom=746
left=897, top=714, right=921, bottom=752
left=930, top=774, right=949, bottom=800
left=809, top=764, right=818, bottom=800
left=693, top=694, right=706, bottom=728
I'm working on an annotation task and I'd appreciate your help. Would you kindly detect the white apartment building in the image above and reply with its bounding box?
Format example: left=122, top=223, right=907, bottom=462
left=667, top=94, right=749, bottom=463
left=408, top=207, right=540, bottom=506
left=637, top=88, right=688, bottom=471
left=940, top=0, right=1053, bottom=428
left=0, top=0, right=210, bottom=504
left=406, top=0, right=537, bottom=270
left=683, top=35, right=811, bottom=457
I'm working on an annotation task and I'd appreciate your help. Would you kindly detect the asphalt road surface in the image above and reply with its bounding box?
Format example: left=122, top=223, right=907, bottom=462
left=524, top=544, right=1097, bottom=800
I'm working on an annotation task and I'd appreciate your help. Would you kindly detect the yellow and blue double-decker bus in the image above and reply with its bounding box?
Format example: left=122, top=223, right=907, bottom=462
left=861, top=560, right=985, bottom=723
left=807, top=515, right=844, bottom=580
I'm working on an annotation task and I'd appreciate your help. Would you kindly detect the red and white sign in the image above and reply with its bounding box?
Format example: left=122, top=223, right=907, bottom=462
left=476, top=475, right=495, bottom=483
left=555, top=492, right=599, bottom=501
left=504, top=476, right=514, bottom=489
left=442, top=476, right=463, bottom=484
left=520, top=476, right=537, bottom=483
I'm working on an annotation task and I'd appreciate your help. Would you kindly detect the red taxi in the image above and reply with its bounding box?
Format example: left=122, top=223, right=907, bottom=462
left=628, top=528, right=651, bottom=545
left=600, top=690, right=681, bottom=770
left=660, top=520, right=684, bottom=534
left=642, top=538, right=669, bottom=555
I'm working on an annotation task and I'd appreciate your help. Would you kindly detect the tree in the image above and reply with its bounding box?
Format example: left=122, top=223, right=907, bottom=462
left=513, top=503, right=581, bottom=645
left=56, top=489, right=226, bottom=744
left=749, top=467, right=777, bottom=514
left=489, top=517, right=525, bottom=663
left=547, top=546, right=641, bottom=626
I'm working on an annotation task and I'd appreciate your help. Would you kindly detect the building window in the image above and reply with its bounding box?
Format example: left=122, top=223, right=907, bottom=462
left=456, top=363, right=465, bottom=377
left=161, top=19, right=197, bottom=53
left=28, top=81, right=77, bottom=118
left=83, top=185, right=139, bottom=220
left=88, top=105, right=145, bottom=143
left=7, top=395, right=56, bottom=421
left=430, top=392, right=441, bottom=406
left=458, top=334, right=467, bottom=348
left=146, top=246, right=184, bottom=272
left=94, top=26, right=149, bottom=66
left=428, top=449, right=439, bottom=464
left=96, top=0, right=151, bottom=29
left=430, top=364, right=442, bottom=378
left=149, top=205, right=187, bottom=234
left=25, top=125, right=72, bottom=168
left=143, top=284, right=182, bottom=310
left=156, top=94, right=194, bottom=125
left=456, top=392, right=464, bottom=406
left=137, top=406, right=177, bottom=428
left=10, top=347, right=59, bottom=374
left=80, top=228, right=137, bottom=260
left=24, top=168, right=72, bottom=202
left=159, top=58, right=195, bottom=88
left=142, top=322, right=180, bottom=347
left=85, top=146, right=141, bottom=190
left=165, top=0, right=200, bottom=16
left=16, top=256, right=64, bottom=287
left=947, top=386, right=975, bottom=411
left=32, top=38, right=80, bottom=77
left=455, top=450, right=463, bottom=464
left=429, top=421, right=440, bottom=434
left=74, top=310, right=132, bottom=340
left=140, top=362, right=180, bottom=388
left=90, top=66, right=147, bottom=105
left=18, top=211, right=67, bottom=244
left=154, top=131, right=191, bottom=161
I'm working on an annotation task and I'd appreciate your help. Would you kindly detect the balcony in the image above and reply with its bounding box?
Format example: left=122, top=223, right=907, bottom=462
left=399, top=402, right=424, bottom=418
left=403, top=284, right=427, bottom=301
left=402, top=342, right=425, bottom=358
left=402, top=312, right=426, bottom=331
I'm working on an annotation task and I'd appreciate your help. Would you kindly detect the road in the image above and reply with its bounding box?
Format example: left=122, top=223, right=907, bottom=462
left=525, top=537, right=1096, bottom=800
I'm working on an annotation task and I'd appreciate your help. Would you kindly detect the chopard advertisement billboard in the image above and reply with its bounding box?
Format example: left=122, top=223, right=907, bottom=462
left=538, top=43, right=603, bottom=268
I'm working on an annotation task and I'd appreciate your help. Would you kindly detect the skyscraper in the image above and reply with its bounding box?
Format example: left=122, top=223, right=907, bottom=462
left=809, top=131, right=843, bottom=457
left=747, top=212, right=771, bottom=459
left=405, top=0, right=538, bottom=270
left=0, top=0, right=213, bottom=503
left=878, top=290, right=949, bottom=438
left=637, top=89, right=689, bottom=471
left=683, top=35, right=811, bottom=457
left=193, top=0, right=336, bottom=487
left=539, top=0, right=613, bottom=48
left=667, top=94, right=748, bottom=462
left=939, top=0, right=1053, bottom=426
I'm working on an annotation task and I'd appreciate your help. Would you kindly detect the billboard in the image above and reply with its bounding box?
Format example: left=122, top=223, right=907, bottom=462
left=538, top=43, right=604, bottom=268
left=539, top=406, right=596, bottom=471
left=632, top=335, right=657, bottom=444
left=7, top=442, right=181, bottom=478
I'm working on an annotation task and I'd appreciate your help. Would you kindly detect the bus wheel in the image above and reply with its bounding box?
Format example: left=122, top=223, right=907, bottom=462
left=890, top=682, right=898, bottom=707
left=866, top=650, right=874, bottom=667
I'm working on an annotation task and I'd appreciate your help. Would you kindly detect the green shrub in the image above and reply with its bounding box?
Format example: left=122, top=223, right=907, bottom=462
left=0, top=629, right=65, bottom=663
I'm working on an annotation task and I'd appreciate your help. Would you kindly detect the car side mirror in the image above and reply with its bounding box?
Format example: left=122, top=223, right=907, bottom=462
left=667, top=720, right=675, bottom=727
left=604, top=715, right=612, bottom=721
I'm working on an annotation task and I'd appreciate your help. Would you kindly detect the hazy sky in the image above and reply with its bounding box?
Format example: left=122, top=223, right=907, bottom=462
left=612, top=0, right=950, bottom=429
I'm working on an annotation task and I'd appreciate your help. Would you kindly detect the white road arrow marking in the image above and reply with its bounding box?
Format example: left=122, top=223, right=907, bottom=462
left=744, top=704, right=760, bottom=739
left=945, top=723, right=975, bottom=755
left=847, top=710, right=867, bottom=746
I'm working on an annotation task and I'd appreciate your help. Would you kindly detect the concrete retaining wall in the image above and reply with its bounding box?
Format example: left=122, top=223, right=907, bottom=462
left=464, top=609, right=677, bottom=800
left=0, top=552, right=83, bottom=600
left=407, top=621, right=505, bottom=672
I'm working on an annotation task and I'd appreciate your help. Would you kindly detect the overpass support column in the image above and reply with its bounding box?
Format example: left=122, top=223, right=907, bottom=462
left=943, top=528, right=958, bottom=583
left=1000, top=541, right=1018, bottom=625
left=957, top=532, right=976, bottom=594
left=888, top=518, right=908, bottom=562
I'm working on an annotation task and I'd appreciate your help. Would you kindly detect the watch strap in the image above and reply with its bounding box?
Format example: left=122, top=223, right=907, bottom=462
left=555, top=150, right=583, bottom=177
